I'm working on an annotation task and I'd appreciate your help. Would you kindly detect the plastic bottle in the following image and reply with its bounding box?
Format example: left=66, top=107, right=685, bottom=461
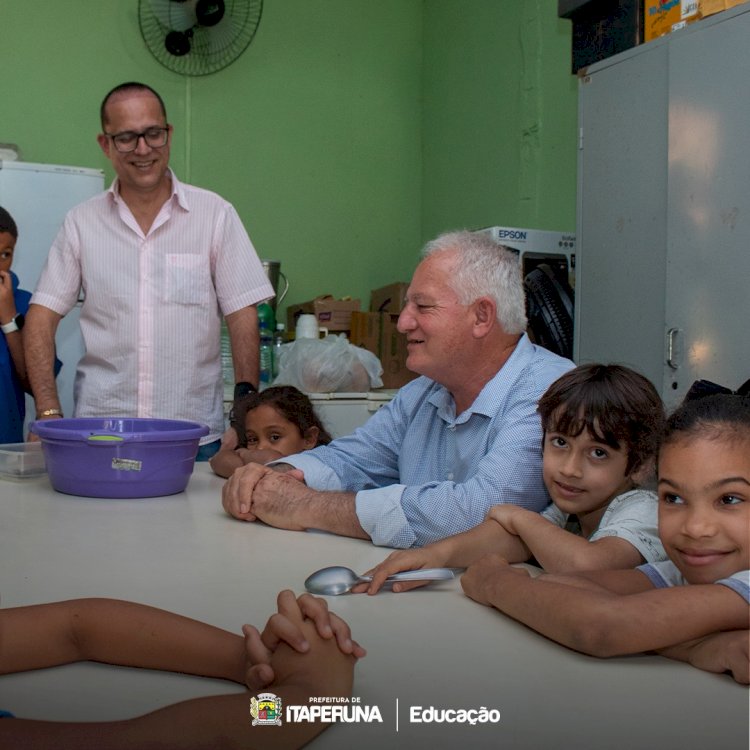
left=220, top=319, right=233, bottom=395
left=259, top=323, right=274, bottom=388
left=273, top=323, right=285, bottom=379
left=257, top=302, right=276, bottom=387
left=257, top=301, right=276, bottom=332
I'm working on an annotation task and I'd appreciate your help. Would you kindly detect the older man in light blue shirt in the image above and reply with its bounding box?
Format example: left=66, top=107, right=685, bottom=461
left=222, top=230, right=573, bottom=547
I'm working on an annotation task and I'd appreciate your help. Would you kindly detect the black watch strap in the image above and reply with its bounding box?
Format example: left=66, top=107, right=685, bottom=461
left=233, top=381, right=258, bottom=400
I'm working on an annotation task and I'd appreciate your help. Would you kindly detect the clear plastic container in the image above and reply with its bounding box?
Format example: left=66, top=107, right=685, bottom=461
left=0, top=442, right=47, bottom=480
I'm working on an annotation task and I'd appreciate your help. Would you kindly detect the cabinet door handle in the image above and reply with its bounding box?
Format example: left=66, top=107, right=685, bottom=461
left=666, top=328, right=681, bottom=370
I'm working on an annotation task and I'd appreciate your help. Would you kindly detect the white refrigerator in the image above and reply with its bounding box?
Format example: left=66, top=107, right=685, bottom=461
left=306, top=390, right=398, bottom=438
left=0, top=161, right=105, bottom=429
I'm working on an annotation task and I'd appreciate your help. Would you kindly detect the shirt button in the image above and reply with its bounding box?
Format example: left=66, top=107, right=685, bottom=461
left=447, top=472, right=454, bottom=480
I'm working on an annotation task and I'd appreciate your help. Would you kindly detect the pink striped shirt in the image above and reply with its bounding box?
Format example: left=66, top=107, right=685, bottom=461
left=32, top=171, right=273, bottom=441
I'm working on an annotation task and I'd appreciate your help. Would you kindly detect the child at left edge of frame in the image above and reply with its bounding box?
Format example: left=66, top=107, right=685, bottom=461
left=0, top=206, right=32, bottom=444
left=0, top=205, right=62, bottom=444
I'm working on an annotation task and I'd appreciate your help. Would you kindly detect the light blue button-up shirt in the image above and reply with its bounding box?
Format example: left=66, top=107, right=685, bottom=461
left=282, top=335, right=573, bottom=548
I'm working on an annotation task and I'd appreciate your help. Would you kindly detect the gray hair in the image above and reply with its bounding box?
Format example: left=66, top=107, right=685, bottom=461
left=422, top=230, right=528, bottom=334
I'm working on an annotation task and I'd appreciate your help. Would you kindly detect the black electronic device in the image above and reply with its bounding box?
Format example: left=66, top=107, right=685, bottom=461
left=524, top=262, right=575, bottom=360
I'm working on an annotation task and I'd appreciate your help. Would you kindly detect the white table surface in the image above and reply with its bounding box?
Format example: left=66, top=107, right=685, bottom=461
left=0, top=465, right=747, bottom=749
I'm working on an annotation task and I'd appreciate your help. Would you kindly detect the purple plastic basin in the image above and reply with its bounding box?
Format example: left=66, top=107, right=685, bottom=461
left=30, top=418, right=210, bottom=498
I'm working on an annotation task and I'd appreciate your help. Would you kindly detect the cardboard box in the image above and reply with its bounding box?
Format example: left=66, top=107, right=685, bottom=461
left=699, top=0, right=747, bottom=18
left=370, top=282, right=409, bottom=314
left=644, top=0, right=699, bottom=42
left=287, top=295, right=360, bottom=333
left=350, top=312, right=418, bottom=389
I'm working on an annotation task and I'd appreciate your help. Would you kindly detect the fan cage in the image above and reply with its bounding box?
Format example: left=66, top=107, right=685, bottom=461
left=139, top=0, right=263, bottom=76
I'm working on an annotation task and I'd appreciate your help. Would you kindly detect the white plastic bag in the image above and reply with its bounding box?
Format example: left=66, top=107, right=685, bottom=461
left=274, top=334, right=383, bottom=393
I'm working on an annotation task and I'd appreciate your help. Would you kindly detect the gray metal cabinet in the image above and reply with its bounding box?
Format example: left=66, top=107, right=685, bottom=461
left=574, top=5, right=750, bottom=407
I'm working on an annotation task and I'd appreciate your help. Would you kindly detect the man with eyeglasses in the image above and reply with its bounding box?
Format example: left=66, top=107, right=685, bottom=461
left=24, top=82, right=273, bottom=458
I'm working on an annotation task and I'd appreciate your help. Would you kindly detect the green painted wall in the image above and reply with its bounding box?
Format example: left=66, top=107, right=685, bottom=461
left=422, top=0, right=578, bottom=237
left=2, top=1, right=576, bottom=321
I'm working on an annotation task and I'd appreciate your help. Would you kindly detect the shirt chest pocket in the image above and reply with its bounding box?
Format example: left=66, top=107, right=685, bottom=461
left=164, top=254, right=211, bottom=305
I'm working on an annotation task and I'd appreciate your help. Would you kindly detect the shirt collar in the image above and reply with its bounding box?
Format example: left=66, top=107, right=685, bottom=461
left=107, top=169, right=189, bottom=211
left=428, top=333, right=533, bottom=423
left=169, top=170, right=190, bottom=211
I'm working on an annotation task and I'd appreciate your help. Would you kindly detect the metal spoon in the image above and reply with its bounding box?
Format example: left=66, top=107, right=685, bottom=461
left=304, top=565, right=455, bottom=595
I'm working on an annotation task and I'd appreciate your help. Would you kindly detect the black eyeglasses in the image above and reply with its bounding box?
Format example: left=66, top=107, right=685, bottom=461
left=105, top=126, right=170, bottom=153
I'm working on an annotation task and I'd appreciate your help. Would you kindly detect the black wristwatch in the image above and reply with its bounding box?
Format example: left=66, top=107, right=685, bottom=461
left=230, top=382, right=258, bottom=428
left=233, top=381, right=258, bottom=400
left=0, top=313, right=24, bottom=334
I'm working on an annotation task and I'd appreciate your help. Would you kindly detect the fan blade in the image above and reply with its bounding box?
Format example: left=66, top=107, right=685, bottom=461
left=148, top=0, right=197, bottom=32
left=204, top=19, right=243, bottom=56
left=195, top=0, right=226, bottom=27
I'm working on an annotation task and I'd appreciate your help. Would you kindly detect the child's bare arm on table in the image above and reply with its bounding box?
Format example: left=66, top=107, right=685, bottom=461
left=461, top=554, right=748, bottom=658
left=657, top=630, right=749, bottom=684
left=0, top=598, right=248, bottom=683
left=0, top=593, right=362, bottom=686
left=363, top=508, right=530, bottom=594
left=0, top=592, right=364, bottom=750
left=210, top=445, right=246, bottom=478
left=211, top=446, right=285, bottom=478
left=363, top=497, right=645, bottom=595
left=488, top=504, right=645, bottom=573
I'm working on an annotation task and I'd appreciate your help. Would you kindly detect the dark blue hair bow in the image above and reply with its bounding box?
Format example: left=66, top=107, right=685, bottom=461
left=684, top=378, right=750, bottom=401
